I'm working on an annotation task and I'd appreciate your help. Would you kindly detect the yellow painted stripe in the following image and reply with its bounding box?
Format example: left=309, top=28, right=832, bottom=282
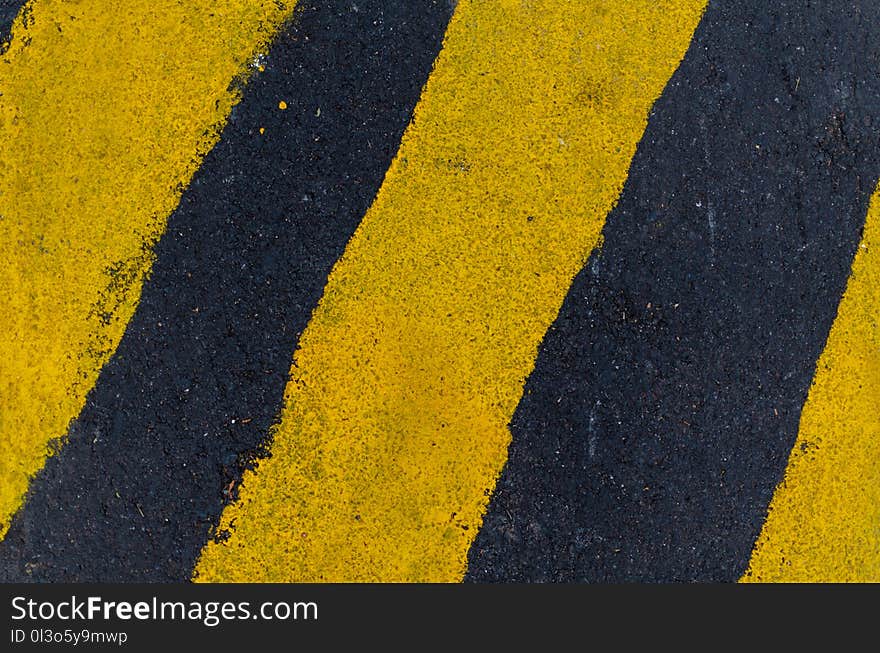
left=742, top=190, right=880, bottom=582
left=196, top=0, right=706, bottom=582
left=0, top=0, right=296, bottom=538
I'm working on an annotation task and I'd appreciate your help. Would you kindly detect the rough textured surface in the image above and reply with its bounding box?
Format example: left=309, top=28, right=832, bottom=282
left=466, top=0, right=880, bottom=582
left=0, top=0, right=25, bottom=43
left=195, top=0, right=705, bottom=583
left=744, top=190, right=880, bottom=582
left=0, top=0, right=295, bottom=541
left=0, top=0, right=452, bottom=582
left=3, top=0, right=879, bottom=584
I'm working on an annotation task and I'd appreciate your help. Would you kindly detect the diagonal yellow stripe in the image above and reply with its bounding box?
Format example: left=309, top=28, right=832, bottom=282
left=0, top=0, right=297, bottom=539
left=742, top=188, right=880, bottom=582
left=195, top=0, right=706, bottom=582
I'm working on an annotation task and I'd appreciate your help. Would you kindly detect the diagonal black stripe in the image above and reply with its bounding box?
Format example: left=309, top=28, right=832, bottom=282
left=467, top=0, right=880, bottom=582
left=0, top=0, right=454, bottom=582
left=0, top=0, right=27, bottom=46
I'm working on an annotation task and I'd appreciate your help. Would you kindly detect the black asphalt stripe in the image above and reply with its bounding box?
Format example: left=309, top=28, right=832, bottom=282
left=0, top=0, right=26, bottom=46
left=0, top=0, right=453, bottom=582
left=466, top=0, right=880, bottom=582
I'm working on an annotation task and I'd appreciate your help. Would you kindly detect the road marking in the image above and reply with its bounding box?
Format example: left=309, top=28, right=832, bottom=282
left=0, top=0, right=295, bottom=538
left=464, top=2, right=880, bottom=581
left=196, top=0, right=706, bottom=582
left=0, top=1, right=454, bottom=581
left=743, top=189, right=880, bottom=582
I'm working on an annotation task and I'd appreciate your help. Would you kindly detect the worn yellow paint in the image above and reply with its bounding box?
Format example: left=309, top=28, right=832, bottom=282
left=0, top=0, right=296, bottom=539
left=742, top=191, right=880, bottom=582
left=195, top=0, right=706, bottom=583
